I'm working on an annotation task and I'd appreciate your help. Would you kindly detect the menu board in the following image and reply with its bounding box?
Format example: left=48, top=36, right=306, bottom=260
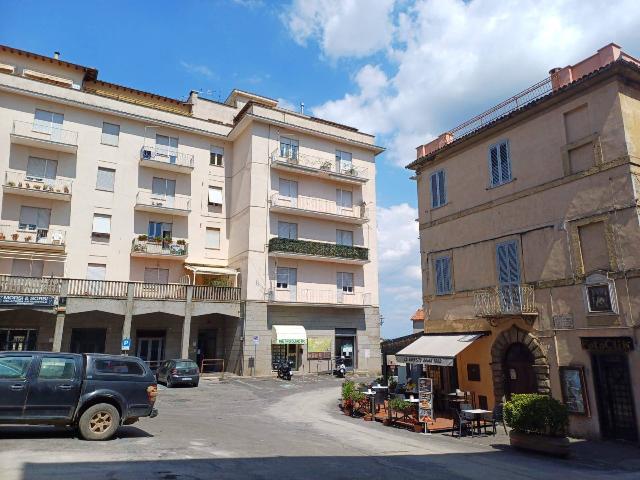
left=418, top=377, right=434, bottom=424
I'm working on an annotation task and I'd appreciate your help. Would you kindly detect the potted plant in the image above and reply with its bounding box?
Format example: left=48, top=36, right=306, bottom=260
left=320, top=161, right=332, bottom=171
left=63, top=185, right=69, bottom=193
left=504, top=394, right=570, bottom=458
left=138, top=234, right=148, bottom=241
left=0, top=233, right=5, bottom=240
left=176, top=239, right=186, bottom=246
left=388, top=397, right=412, bottom=425
left=34, top=184, right=42, bottom=190
left=11, top=233, right=18, bottom=241
left=25, top=182, right=30, bottom=188
left=388, top=378, right=398, bottom=394
left=7, top=181, right=15, bottom=187
left=341, top=380, right=356, bottom=416
left=18, top=182, right=22, bottom=188
left=24, top=235, right=33, bottom=242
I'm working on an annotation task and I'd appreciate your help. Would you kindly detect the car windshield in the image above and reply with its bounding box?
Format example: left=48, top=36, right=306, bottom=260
left=175, top=361, right=197, bottom=369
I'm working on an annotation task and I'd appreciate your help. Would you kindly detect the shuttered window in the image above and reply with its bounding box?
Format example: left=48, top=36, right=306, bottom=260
left=496, top=240, right=520, bottom=285
left=276, top=267, right=296, bottom=289
left=144, top=267, right=169, bottom=284
left=435, top=256, right=452, bottom=295
left=430, top=170, right=446, bottom=208
left=19, top=206, right=50, bottom=230
left=33, top=109, right=63, bottom=134
left=86, top=263, right=106, bottom=280
left=337, top=272, right=354, bottom=293
left=11, top=259, right=44, bottom=278
left=336, top=189, right=353, bottom=208
left=101, top=122, right=120, bottom=146
left=336, top=229, right=353, bottom=246
left=205, top=227, right=220, bottom=249
left=278, top=221, right=298, bottom=240
left=26, top=157, right=57, bottom=181
left=92, top=214, right=111, bottom=235
left=489, top=140, right=512, bottom=187
left=96, top=167, right=115, bottom=192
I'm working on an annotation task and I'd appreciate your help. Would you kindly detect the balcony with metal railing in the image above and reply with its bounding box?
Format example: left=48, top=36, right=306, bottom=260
left=270, top=149, right=368, bottom=183
left=270, top=194, right=368, bottom=224
left=268, top=237, right=369, bottom=264
left=10, top=120, right=78, bottom=153
left=134, top=191, right=191, bottom=216
left=0, top=224, right=66, bottom=252
left=268, top=288, right=371, bottom=306
left=3, top=171, right=72, bottom=201
left=131, top=236, right=188, bottom=259
left=473, top=284, right=537, bottom=318
left=139, top=146, right=195, bottom=173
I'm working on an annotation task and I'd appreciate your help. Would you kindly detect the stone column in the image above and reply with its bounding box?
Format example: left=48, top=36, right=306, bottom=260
left=121, top=282, right=135, bottom=355
left=52, top=311, right=65, bottom=352
left=181, top=286, right=193, bottom=359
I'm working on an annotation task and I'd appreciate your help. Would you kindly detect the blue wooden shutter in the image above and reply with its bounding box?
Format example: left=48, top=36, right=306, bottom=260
left=430, top=172, right=438, bottom=208
left=438, top=170, right=446, bottom=206
left=497, top=241, right=519, bottom=285
left=499, top=141, right=511, bottom=182
left=435, top=257, right=451, bottom=294
left=489, top=146, right=500, bottom=186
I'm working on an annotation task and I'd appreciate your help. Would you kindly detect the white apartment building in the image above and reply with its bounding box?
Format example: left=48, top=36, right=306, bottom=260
left=0, top=45, right=382, bottom=376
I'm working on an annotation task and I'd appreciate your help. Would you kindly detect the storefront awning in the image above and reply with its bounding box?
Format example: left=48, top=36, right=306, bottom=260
left=272, top=325, right=307, bottom=345
left=395, top=334, right=482, bottom=366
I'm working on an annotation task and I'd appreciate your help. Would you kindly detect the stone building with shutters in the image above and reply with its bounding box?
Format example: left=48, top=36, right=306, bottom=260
left=407, top=44, right=640, bottom=441
left=0, top=44, right=382, bottom=376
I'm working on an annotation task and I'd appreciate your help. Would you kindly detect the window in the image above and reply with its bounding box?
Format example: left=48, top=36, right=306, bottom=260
left=101, top=122, right=120, bottom=146
left=1, top=329, right=37, bottom=351
left=0, top=355, right=33, bottom=379
left=144, top=267, right=169, bottom=284
left=336, top=150, right=353, bottom=173
left=336, top=189, right=353, bottom=209
left=86, top=263, right=106, bottom=281
left=276, top=267, right=296, bottom=289
left=467, top=364, right=481, bottom=382
left=208, top=186, right=223, bottom=206
left=337, top=272, right=354, bottom=293
left=278, top=221, right=298, bottom=240
left=435, top=256, right=452, bottom=295
left=336, top=229, right=353, bottom=246
left=33, top=109, right=63, bottom=134
left=155, top=134, right=178, bottom=163
left=148, top=221, right=172, bottom=240
left=19, top=206, right=50, bottom=231
left=96, top=167, right=115, bottom=192
left=38, top=357, right=75, bottom=380
left=93, top=359, right=144, bottom=376
left=210, top=146, right=224, bottom=166
left=584, top=274, right=617, bottom=314
left=12, top=259, right=44, bottom=278
left=279, top=179, right=298, bottom=199
left=430, top=170, right=446, bottom=208
left=206, top=227, right=221, bottom=249
left=488, top=140, right=512, bottom=187
left=152, top=177, right=176, bottom=198
left=26, top=157, right=57, bottom=182
left=280, top=137, right=299, bottom=159
left=496, top=240, right=520, bottom=286
left=92, top=213, right=111, bottom=237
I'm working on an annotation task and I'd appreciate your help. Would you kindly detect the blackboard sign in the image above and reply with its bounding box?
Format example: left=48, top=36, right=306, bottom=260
left=0, top=295, right=57, bottom=307
left=418, top=377, right=434, bottom=424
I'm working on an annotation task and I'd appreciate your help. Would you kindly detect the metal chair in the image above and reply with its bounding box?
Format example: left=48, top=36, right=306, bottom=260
left=483, top=403, right=507, bottom=435
left=451, top=409, right=473, bottom=437
left=374, top=389, right=386, bottom=412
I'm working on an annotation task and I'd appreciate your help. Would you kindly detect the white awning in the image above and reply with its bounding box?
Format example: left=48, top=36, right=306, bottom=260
left=272, top=325, right=307, bottom=345
left=185, top=264, right=238, bottom=276
left=395, top=334, right=482, bottom=366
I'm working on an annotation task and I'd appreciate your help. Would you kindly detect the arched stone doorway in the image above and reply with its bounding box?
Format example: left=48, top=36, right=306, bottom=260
left=490, top=326, right=550, bottom=401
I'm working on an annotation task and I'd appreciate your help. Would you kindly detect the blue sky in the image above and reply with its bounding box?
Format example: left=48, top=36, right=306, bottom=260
left=3, top=0, right=640, bottom=338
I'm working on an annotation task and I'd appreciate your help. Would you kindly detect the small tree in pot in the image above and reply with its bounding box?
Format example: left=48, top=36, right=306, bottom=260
left=504, top=394, right=570, bottom=458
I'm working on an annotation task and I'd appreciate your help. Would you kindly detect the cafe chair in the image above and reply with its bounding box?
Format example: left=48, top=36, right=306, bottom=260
left=374, top=389, right=386, bottom=412
left=483, top=403, right=507, bottom=435
left=451, top=409, right=472, bottom=438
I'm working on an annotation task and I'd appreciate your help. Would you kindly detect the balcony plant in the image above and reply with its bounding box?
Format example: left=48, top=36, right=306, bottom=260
left=25, top=182, right=30, bottom=188
left=138, top=234, right=148, bottom=241
left=11, top=233, right=19, bottom=241
left=18, top=182, right=22, bottom=188
left=0, top=233, right=4, bottom=240
left=24, top=235, right=33, bottom=242
left=63, top=186, right=69, bottom=194
left=176, top=239, right=186, bottom=246
left=7, top=181, right=15, bottom=187
left=268, top=237, right=368, bottom=261
left=34, top=184, right=42, bottom=190
left=320, top=161, right=332, bottom=171
left=504, top=394, right=569, bottom=457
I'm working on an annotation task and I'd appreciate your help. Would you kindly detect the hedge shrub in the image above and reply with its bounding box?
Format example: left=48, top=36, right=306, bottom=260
left=269, top=237, right=369, bottom=261
left=504, top=394, right=568, bottom=437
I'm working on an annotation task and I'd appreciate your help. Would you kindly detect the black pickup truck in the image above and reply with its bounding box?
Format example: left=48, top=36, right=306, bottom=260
left=0, top=351, right=158, bottom=440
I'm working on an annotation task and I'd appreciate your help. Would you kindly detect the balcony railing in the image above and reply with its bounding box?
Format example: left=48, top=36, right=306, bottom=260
left=474, top=284, right=537, bottom=317
left=270, top=149, right=368, bottom=180
left=140, top=146, right=194, bottom=169
left=268, top=237, right=368, bottom=261
left=4, top=171, right=72, bottom=197
left=0, top=224, right=66, bottom=248
left=131, top=237, right=188, bottom=257
left=135, top=191, right=191, bottom=212
left=11, top=120, right=78, bottom=148
left=268, top=289, right=371, bottom=305
left=1, top=276, right=241, bottom=302
left=271, top=194, right=368, bottom=220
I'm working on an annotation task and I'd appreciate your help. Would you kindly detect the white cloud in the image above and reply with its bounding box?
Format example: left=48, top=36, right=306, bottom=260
left=180, top=61, right=217, bottom=80
left=282, top=0, right=396, bottom=59
left=277, top=98, right=298, bottom=112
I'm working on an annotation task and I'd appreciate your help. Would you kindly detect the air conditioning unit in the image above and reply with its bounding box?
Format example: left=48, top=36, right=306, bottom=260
left=141, top=148, right=153, bottom=160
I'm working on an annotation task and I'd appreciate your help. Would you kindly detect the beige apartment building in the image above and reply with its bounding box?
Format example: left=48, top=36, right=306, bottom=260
left=407, top=44, right=640, bottom=441
left=0, top=45, right=382, bottom=376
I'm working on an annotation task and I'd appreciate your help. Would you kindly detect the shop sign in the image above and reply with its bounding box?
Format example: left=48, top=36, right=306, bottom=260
left=580, top=337, right=634, bottom=353
left=0, top=295, right=57, bottom=308
left=276, top=338, right=306, bottom=345
left=307, top=337, right=332, bottom=360
left=418, top=377, right=434, bottom=424
left=396, top=355, right=453, bottom=366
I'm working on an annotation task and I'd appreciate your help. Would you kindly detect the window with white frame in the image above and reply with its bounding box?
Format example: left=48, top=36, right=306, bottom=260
left=155, top=134, right=178, bottom=163
left=488, top=140, right=512, bottom=187
left=584, top=273, right=618, bottom=314
left=92, top=213, right=111, bottom=237
left=33, top=109, right=63, bottom=134
left=434, top=256, right=452, bottom=295
left=144, top=267, right=169, bottom=284
left=430, top=170, right=446, bottom=208
left=336, top=150, right=353, bottom=173
left=336, top=189, right=353, bottom=209
left=276, top=267, right=296, bottom=289
left=19, top=206, right=50, bottom=232
left=337, top=272, right=354, bottom=293
left=278, top=221, right=298, bottom=240
left=11, top=259, right=44, bottom=278
left=210, top=146, right=224, bottom=166
left=86, top=263, right=106, bottom=281
left=279, top=137, right=299, bottom=159
left=101, top=122, right=120, bottom=146
left=152, top=177, right=176, bottom=198
left=206, top=227, right=221, bottom=249
left=336, top=229, right=353, bottom=246
left=26, top=157, right=57, bottom=182
left=208, top=186, right=223, bottom=206
left=96, top=167, right=115, bottom=192
left=279, top=178, right=298, bottom=200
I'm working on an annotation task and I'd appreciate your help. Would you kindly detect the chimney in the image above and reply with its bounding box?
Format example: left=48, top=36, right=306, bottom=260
left=53, top=51, right=60, bottom=60
left=300, top=102, right=304, bottom=115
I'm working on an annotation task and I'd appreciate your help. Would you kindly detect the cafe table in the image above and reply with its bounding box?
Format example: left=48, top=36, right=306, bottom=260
left=461, top=409, right=491, bottom=435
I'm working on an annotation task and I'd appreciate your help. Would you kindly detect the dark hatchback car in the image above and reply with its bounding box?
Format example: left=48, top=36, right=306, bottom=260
left=156, top=359, right=200, bottom=387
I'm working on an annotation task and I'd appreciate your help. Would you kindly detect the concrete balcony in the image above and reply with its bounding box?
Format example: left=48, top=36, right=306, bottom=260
left=270, top=149, right=368, bottom=184
left=474, top=284, right=537, bottom=318
left=131, top=237, right=188, bottom=259
left=10, top=120, right=78, bottom=153
left=268, top=237, right=369, bottom=264
left=134, top=191, right=191, bottom=216
left=0, top=224, right=66, bottom=253
left=270, top=194, right=368, bottom=225
left=139, top=146, right=194, bottom=174
left=3, top=171, right=72, bottom=201
left=269, top=288, right=371, bottom=307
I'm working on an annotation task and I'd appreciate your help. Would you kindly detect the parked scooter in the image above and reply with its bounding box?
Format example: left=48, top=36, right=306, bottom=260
left=275, top=360, right=293, bottom=381
left=334, top=356, right=347, bottom=378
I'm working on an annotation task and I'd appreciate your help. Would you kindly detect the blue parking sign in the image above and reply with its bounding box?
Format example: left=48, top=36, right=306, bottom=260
left=121, top=338, right=131, bottom=351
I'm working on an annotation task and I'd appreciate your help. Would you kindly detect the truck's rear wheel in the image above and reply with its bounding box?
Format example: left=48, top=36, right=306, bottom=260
left=78, top=403, right=120, bottom=441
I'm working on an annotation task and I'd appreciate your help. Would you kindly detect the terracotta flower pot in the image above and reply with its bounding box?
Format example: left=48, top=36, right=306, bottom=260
left=383, top=418, right=392, bottom=426
left=509, top=430, right=570, bottom=458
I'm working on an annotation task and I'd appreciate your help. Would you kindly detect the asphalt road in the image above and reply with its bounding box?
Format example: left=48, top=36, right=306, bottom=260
left=1, top=375, right=639, bottom=480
